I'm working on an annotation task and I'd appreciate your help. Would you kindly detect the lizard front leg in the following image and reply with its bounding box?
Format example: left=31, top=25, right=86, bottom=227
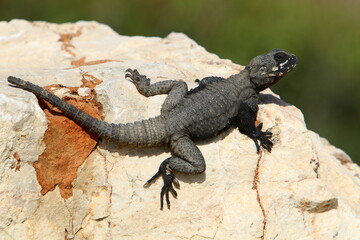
left=236, top=97, right=273, bottom=153
left=144, top=135, right=206, bottom=210
left=125, top=69, right=188, bottom=114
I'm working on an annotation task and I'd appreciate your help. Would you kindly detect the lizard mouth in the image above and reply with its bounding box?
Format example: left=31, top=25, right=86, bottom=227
left=270, top=55, right=298, bottom=77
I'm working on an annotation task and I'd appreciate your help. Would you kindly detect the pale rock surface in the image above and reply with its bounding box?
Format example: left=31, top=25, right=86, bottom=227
left=0, top=19, right=360, bottom=240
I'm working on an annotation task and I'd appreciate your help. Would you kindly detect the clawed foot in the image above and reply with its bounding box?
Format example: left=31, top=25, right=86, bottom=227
left=144, top=158, right=180, bottom=210
left=251, top=123, right=273, bottom=153
left=125, top=68, right=150, bottom=94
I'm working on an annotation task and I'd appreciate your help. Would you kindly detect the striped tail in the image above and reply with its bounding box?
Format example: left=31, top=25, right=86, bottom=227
left=8, top=76, right=167, bottom=146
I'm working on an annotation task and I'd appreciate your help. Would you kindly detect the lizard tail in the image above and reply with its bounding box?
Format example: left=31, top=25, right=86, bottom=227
left=8, top=76, right=167, bottom=146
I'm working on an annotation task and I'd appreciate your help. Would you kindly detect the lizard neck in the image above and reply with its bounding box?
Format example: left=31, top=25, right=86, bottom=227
left=226, top=69, right=254, bottom=88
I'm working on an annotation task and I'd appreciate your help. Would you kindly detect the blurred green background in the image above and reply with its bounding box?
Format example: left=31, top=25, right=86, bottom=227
left=1, top=0, right=359, bottom=163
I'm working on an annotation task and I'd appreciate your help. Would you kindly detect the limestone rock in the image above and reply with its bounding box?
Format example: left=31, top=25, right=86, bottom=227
left=1, top=19, right=360, bottom=240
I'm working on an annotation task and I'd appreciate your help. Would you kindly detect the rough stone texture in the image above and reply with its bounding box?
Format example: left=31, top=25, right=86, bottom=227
left=1, top=19, right=360, bottom=240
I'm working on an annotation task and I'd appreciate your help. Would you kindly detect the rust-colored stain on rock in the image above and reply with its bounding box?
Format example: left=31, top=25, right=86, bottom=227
left=34, top=76, right=103, bottom=198
left=58, top=29, right=82, bottom=57
left=13, top=152, right=21, bottom=171
left=71, top=56, right=119, bottom=67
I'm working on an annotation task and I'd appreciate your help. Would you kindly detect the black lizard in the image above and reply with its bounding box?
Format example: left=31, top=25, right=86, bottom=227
left=7, top=49, right=297, bottom=209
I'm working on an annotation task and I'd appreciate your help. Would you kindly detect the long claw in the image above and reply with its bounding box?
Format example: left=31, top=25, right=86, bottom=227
left=160, top=186, right=166, bottom=210
left=253, top=138, right=260, bottom=154
left=143, top=168, right=161, bottom=188
left=169, top=186, right=178, bottom=198
left=263, top=131, right=272, bottom=137
left=166, top=191, right=170, bottom=209
left=125, top=69, right=139, bottom=80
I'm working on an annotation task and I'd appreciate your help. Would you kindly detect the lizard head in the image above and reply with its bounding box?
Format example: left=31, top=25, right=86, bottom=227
left=246, top=49, right=297, bottom=92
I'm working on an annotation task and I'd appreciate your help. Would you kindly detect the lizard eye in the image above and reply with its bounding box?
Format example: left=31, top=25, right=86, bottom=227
left=274, top=53, right=285, bottom=61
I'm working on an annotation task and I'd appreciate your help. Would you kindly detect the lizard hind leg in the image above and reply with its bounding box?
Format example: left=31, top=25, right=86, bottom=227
left=144, top=136, right=206, bottom=210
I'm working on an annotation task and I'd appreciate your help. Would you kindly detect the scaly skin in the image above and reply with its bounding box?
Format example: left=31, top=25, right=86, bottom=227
left=8, top=49, right=297, bottom=210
